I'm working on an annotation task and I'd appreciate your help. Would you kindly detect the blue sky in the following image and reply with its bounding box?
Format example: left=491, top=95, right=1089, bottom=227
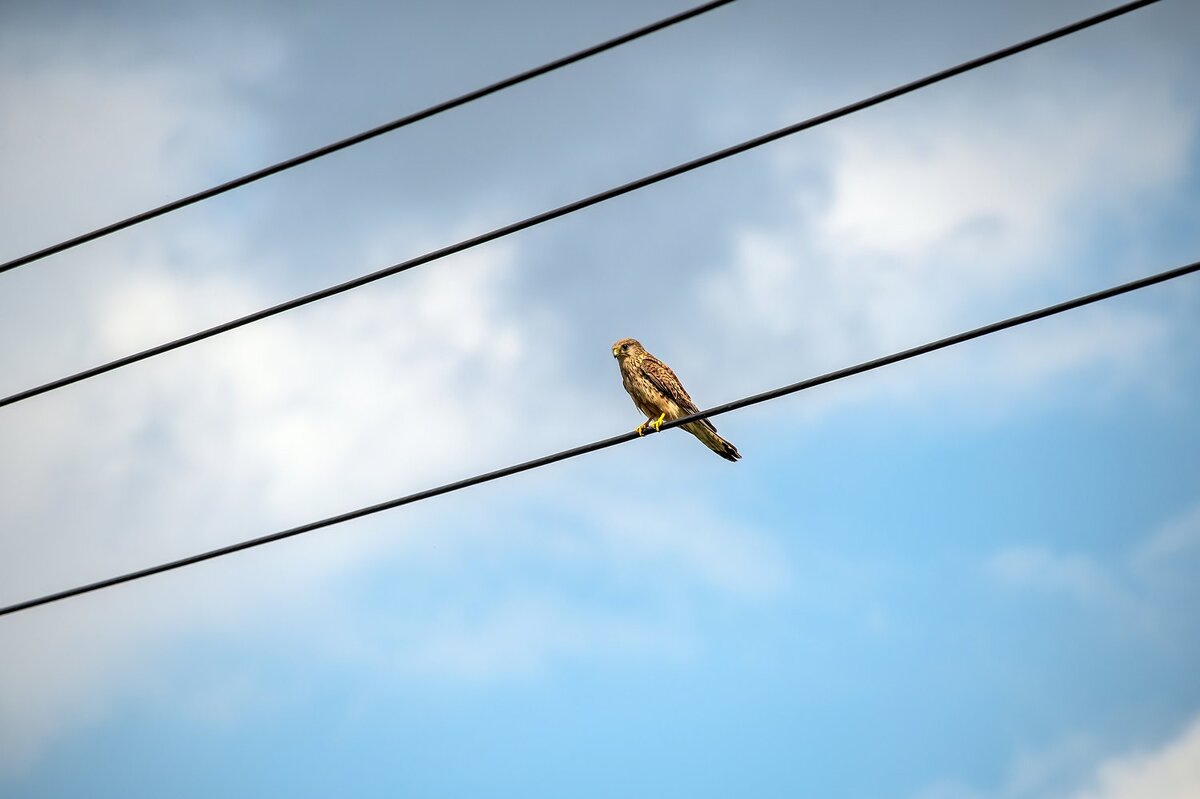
left=1, top=0, right=1198, bottom=796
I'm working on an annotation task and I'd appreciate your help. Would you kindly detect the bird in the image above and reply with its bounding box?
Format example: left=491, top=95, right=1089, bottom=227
left=612, top=338, right=741, bottom=462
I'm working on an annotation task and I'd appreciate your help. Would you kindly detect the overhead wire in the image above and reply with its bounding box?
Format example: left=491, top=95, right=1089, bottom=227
left=1, top=257, right=1196, bottom=618
left=0, top=0, right=737, bottom=275
left=0, top=0, right=1164, bottom=411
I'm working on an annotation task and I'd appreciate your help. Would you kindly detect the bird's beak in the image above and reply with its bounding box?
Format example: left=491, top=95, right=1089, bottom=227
left=612, top=347, right=619, bottom=358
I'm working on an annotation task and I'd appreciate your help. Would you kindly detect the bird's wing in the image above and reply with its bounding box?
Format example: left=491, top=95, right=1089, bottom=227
left=641, top=356, right=718, bottom=432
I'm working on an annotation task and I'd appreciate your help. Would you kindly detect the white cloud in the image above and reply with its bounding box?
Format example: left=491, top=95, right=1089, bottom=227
left=0, top=222, right=795, bottom=774
left=0, top=24, right=283, bottom=251
left=569, top=489, right=792, bottom=602
left=820, top=73, right=1192, bottom=262
left=994, top=500, right=1200, bottom=579
left=985, top=546, right=1129, bottom=610
left=699, top=58, right=1196, bottom=416
left=1135, top=502, right=1200, bottom=565
left=914, top=711, right=1200, bottom=799
left=400, top=598, right=690, bottom=681
left=0, top=38, right=596, bottom=756
left=307, top=482, right=794, bottom=683
left=0, top=234, right=540, bottom=772
left=0, top=231, right=533, bottom=590
left=984, top=501, right=1200, bottom=640
left=1070, top=715, right=1200, bottom=799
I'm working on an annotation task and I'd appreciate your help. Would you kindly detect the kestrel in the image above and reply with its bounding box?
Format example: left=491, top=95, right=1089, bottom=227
left=612, top=338, right=741, bottom=462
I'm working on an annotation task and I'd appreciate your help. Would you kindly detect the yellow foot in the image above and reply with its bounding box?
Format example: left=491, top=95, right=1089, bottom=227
left=649, top=412, right=667, bottom=433
left=635, top=421, right=648, bottom=437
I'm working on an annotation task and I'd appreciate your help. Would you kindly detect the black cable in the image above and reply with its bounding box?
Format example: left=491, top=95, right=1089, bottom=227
left=0, top=0, right=1163, bottom=411
left=2, top=258, right=1195, bottom=618
left=0, top=0, right=736, bottom=275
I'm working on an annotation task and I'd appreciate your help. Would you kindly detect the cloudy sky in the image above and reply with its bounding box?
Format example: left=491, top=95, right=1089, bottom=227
left=1, top=0, right=1198, bottom=796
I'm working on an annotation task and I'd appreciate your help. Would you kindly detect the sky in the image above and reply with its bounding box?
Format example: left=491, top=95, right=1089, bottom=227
left=1, top=0, right=1198, bottom=796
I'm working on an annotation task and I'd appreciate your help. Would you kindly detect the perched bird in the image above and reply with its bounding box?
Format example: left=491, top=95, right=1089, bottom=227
left=612, top=338, right=741, bottom=462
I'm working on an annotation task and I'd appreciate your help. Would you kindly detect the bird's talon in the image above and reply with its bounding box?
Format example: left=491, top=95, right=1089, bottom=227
left=635, top=422, right=648, bottom=437
left=649, top=413, right=666, bottom=433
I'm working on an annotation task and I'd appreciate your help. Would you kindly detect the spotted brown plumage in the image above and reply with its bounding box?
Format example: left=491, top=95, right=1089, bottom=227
left=611, top=338, right=741, bottom=462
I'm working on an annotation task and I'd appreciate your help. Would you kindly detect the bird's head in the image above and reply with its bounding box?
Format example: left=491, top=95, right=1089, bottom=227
left=612, top=338, right=643, bottom=361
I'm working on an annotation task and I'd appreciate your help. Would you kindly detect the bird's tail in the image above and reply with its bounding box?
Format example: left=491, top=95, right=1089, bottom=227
left=683, top=420, right=741, bottom=462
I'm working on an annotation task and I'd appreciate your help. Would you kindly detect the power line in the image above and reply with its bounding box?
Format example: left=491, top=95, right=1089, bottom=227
left=0, top=0, right=1162, bottom=412
left=0, top=0, right=736, bottom=275
left=2, top=257, right=1195, bottom=618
